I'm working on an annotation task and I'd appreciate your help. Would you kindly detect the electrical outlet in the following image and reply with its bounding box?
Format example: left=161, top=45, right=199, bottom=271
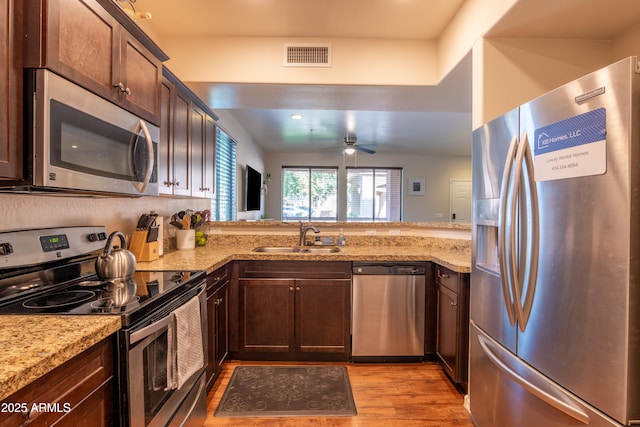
left=434, top=213, right=444, bottom=219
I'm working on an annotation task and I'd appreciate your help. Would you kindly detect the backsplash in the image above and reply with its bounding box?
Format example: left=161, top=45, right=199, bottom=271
left=0, top=193, right=211, bottom=242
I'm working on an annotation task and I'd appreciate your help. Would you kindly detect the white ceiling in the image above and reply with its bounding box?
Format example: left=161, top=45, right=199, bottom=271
left=130, top=0, right=640, bottom=157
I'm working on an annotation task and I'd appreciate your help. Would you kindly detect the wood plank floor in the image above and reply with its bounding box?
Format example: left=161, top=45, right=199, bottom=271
left=205, top=361, right=474, bottom=426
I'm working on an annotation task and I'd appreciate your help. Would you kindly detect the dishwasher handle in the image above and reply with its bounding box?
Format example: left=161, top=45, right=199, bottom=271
left=352, top=263, right=426, bottom=275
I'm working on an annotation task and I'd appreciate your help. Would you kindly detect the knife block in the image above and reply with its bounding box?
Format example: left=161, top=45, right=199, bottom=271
left=129, top=230, right=159, bottom=262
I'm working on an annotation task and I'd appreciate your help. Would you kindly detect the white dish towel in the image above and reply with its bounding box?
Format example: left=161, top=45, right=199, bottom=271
left=166, top=295, right=204, bottom=390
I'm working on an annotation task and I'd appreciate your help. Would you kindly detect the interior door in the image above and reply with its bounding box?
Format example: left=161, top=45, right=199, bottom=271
left=449, top=179, right=471, bottom=222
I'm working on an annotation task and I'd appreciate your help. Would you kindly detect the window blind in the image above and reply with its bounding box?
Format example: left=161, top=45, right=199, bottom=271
left=346, top=167, right=402, bottom=221
left=214, top=127, right=237, bottom=221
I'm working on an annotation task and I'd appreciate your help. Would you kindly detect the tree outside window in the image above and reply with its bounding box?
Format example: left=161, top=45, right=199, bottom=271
left=282, top=167, right=338, bottom=221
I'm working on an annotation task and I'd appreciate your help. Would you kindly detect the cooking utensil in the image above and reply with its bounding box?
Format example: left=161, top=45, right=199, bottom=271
left=181, top=214, right=191, bottom=230
left=146, top=226, right=159, bottom=242
left=136, top=214, right=149, bottom=230
left=95, top=231, right=137, bottom=280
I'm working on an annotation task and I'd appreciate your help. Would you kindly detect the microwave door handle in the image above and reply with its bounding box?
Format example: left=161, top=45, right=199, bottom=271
left=132, top=120, right=154, bottom=193
left=498, top=135, right=518, bottom=327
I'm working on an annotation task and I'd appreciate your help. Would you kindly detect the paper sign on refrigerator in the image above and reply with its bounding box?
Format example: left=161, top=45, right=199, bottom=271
left=533, top=108, right=606, bottom=181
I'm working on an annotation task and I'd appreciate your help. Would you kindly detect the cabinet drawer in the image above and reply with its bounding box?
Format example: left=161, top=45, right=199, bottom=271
left=207, top=264, right=229, bottom=291
left=435, top=264, right=460, bottom=293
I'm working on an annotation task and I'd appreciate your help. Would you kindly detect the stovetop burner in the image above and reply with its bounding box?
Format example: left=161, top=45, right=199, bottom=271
left=22, top=290, right=96, bottom=309
left=0, top=226, right=206, bottom=327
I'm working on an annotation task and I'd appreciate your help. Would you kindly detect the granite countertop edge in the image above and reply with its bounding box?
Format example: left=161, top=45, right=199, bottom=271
left=140, top=244, right=471, bottom=274
left=0, top=315, right=121, bottom=402
left=1, top=243, right=469, bottom=402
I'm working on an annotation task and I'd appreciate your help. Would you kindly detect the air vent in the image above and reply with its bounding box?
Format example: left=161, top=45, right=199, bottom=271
left=283, top=43, right=332, bottom=67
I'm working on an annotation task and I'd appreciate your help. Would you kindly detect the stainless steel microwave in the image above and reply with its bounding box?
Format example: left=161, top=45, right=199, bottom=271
left=8, top=69, right=159, bottom=196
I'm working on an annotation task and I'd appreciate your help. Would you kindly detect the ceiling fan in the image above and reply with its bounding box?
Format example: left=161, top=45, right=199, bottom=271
left=343, top=135, right=376, bottom=155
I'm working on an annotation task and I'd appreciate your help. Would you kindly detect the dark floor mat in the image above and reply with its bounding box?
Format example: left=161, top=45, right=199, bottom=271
left=214, top=365, right=357, bottom=417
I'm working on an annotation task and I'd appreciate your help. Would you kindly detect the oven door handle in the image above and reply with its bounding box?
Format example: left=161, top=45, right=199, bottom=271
left=130, top=312, right=173, bottom=345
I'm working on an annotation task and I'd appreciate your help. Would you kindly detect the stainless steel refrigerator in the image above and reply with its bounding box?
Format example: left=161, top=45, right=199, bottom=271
left=470, top=56, right=640, bottom=427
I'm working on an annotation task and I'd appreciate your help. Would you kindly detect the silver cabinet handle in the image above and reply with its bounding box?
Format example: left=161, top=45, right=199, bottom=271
left=437, top=269, right=450, bottom=279
left=113, top=82, right=131, bottom=95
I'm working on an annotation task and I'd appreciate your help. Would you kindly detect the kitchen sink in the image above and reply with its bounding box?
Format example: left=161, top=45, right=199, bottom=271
left=252, top=246, right=341, bottom=253
left=252, top=246, right=298, bottom=253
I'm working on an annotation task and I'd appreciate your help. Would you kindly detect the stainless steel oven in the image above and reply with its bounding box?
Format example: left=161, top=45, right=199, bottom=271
left=0, top=227, right=208, bottom=426
left=124, top=280, right=207, bottom=427
left=2, top=69, right=159, bottom=196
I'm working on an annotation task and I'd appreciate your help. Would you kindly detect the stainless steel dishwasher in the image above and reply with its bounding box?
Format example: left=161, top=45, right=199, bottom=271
left=351, top=262, right=426, bottom=361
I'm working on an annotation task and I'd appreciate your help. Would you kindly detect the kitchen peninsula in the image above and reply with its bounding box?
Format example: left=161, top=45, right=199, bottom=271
left=146, top=221, right=472, bottom=274
left=0, top=221, right=471, bottom=420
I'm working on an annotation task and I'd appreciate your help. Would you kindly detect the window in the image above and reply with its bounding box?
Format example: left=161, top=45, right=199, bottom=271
left=212, top=127, right=237, bottom=221
left=347, top=167, right=402, bottom=221
left=282, top=167, right=338, bottom=221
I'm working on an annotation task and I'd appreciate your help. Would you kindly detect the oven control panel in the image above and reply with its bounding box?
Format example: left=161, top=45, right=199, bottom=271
left=0, top=226, right=108, bottom=269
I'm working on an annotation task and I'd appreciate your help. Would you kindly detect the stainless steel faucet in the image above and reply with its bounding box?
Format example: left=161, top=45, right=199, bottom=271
left=299, top=221, right=320, bottom=246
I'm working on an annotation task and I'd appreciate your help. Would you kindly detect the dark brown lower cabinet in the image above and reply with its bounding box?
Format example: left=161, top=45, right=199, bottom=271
left=234, top=261, right=351, bottom=361
left=0, top=336, right=115, bottom=426
left=435, top=264, right=470, bottom=392
left=206, top=264, right=230, bottom=391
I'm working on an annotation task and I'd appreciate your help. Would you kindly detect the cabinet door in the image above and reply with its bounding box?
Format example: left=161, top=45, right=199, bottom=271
left=172, top=89, right=191, bottom=196
left=40, top=0, right=120, bottom=104
left=206, top=286, right=216, bottom=388
left=203, top=115, right=216, bottom=198
left=240, top=278, right=295, bottom=352
left=0, top=0, right=22, bottom=178
left=437, top=283, right=459, bottom=379
left=296, top=279, right=351, bottom=354
left=158, top=79, right=174, bottom=195
left=213, top=284, right=229, bottom=372
left=190, top=104, right=206, bottom=198
left=0, top=337, right=114, bottom=426
left=118, top=29, right=161, bottom=124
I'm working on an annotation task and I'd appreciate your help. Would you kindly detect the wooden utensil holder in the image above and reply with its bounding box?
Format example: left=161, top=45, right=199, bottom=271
left=129, top=230, right=159, bottom=262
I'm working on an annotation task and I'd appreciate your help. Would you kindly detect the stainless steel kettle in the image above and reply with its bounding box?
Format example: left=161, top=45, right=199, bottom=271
left=95, top=231, right=136, bottom=280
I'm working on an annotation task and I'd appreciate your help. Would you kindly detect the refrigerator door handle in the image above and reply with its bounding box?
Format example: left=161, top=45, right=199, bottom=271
left=510, top=133, right=534, bottom=330
left=498, top=136, right=518, bottom=326
left=520, top=132, right=540, bottom=329
left=477, top=333, right=590, bottom=425
left=510, top=134, right=527, bottom=327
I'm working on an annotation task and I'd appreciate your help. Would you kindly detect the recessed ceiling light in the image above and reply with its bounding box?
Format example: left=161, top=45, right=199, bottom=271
left=291, top=114, right=303, bottom=120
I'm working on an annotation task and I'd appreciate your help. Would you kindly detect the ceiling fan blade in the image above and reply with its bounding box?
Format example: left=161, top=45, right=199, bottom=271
left=356, top=145, right=376, bottom=154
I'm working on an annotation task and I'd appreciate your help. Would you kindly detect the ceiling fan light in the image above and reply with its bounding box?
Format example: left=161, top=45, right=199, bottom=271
left=344, top=147, right=356, bottom=155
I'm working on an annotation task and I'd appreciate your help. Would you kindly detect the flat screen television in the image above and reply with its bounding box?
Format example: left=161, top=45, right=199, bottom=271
left=244, top=165, right=262, bottom=211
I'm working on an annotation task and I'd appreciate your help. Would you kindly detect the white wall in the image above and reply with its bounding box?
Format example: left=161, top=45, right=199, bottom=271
left=262, top=150, right=471, bottom=222
left=147, top=36, right=440, bottom=87
left=472, top=38, right=612, bottom=127
left=213, top=110, right=266, bottom=220
left=0, top=193, right=210, bottom=241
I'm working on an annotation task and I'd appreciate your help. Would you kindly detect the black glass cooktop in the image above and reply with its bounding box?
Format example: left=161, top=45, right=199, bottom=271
left=0, top=257, right=205, bottom=326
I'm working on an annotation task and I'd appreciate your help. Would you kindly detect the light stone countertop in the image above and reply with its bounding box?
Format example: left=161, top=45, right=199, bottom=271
left=139, top=243, right=471, bottom=274
left=0, top=238, right=469, bottom=402
left=0, top=315, right=121, bottom=402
